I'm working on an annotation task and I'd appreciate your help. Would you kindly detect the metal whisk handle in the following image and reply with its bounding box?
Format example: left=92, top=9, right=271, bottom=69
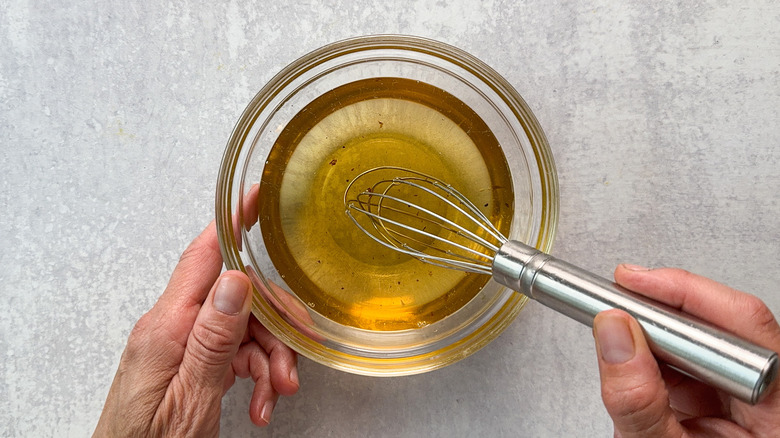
left=492, top=240, right=779, bottom=405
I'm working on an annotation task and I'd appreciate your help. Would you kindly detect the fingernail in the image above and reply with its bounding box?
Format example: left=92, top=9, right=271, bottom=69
left=622, top=264, right=650, bottom=271
left=595, top=313, right=635, bottom=364
left=260, top=400, right=275, bottom=424
left=289, top=366, right=299, bottom=387
left=213, top=275, right=249, bottom=315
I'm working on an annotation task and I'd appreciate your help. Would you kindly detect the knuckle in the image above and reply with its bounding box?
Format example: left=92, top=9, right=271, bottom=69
left=129, top=312, right=152, bottom=339
left=742, top=294, right=780, bottom=337
left=188, top=322, right=237, bottom=367
left=742, top=294, right=772, bottom=322
left=667, top=267, right=697, bottom=287
left=602, top=378, right=669, bottom=431
left=179, top=239, right=220, bottom=267
left=124, top=313, right=155, bottom=359
left=666, top=267, right=692, bottom=277
left=179, top=239, right=206, bottom=263
left=150, top=387, right=219, bottom=438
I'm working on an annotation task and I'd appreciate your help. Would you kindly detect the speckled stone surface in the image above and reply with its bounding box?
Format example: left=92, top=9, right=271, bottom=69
left=2, top=1, right=779, bottom=436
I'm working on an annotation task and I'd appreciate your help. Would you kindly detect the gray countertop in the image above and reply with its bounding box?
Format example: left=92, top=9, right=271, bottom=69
left=2, top=1, right=779, bottom=436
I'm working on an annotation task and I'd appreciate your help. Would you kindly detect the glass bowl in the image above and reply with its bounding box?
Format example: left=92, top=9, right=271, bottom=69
left=216, top=35, right=558, bottom=376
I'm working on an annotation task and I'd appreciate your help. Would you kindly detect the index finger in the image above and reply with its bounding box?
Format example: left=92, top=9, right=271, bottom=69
left=159, top=220, right=224, bottom=309
left=614, top=265, right=780, bottom=352
left=146, top=221, right=225, bottom=347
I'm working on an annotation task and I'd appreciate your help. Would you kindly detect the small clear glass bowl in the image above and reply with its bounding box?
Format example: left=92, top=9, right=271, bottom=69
left=216, top=35, right=558, bottom=376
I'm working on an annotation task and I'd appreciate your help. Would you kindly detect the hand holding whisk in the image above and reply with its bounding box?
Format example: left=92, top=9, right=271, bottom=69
left=344, top=166, right=778, bottom=405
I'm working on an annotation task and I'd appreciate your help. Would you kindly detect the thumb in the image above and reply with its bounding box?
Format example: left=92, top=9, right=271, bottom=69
left=593, top=310, right=685, bottom=438
left=178, top=271, right=252, bottom=395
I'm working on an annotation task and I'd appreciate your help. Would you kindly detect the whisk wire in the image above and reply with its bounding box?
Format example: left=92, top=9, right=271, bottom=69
left=344, top=206, right=494, bottom=275
left=357, top=188, right=502, bottom=254
left=425, top=179, right=506, bottom=245
left=350, top=197, right=493, bottom=264
left=344, top=167, right=509, bottom=275
left=347, top=200, right=496, bottom=271
left=384, top=178, right=506, bottom=249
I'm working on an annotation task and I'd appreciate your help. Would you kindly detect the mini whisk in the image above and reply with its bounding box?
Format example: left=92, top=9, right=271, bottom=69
left=344, top=166, right=778, bottom=405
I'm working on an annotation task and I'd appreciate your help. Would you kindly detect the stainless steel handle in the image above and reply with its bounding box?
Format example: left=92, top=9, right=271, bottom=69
left=492, top=240, right=778, bottom=405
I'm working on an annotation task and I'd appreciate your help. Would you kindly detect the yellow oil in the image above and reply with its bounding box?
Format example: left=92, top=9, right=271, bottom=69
left=258, top=77, right=514, bottom=330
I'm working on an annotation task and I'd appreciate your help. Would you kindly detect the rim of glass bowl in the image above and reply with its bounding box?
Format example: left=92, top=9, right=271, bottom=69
left=216, top=34, right=559, bottom=376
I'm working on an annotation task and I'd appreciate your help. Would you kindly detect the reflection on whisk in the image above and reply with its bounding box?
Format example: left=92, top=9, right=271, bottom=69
left=344, top=166, right=506, bottom=275
left=342, top=166, right=778, bottom=405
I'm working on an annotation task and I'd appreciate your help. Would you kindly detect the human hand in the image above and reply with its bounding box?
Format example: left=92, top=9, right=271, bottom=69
left=592, top=264, right=780, bottom=438
left=94, top=222, right=299, bottom=437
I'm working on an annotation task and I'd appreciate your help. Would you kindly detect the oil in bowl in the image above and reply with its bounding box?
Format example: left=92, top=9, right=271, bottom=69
left=258, top=77, right=514, bottom=330
left=216, top=35, right=558, bottom=376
